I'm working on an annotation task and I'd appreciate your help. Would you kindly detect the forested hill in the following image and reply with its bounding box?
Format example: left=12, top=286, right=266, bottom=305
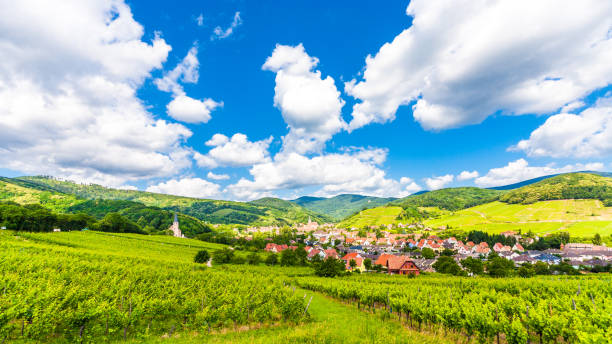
left=248, top=197, right=332, bottom=223
left=391, top=187, right=505, bottom=211
left=500, top=173, right=612, bottom=205
left=2, top=176, right=330, bottom=226
left=291, top=194, right=397, bottom=221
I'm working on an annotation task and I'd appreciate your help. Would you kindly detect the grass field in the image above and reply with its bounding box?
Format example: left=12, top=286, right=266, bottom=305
left=424, top=200, right=612, bottom=237
left=338, top=206, right=404, bottom=228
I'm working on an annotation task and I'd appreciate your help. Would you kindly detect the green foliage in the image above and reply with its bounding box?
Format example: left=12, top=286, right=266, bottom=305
left=500, top=173, right=612, bottom=205
left=246, top=252, right=261, bottom=265
left=292, top=194, right=396, bottom=221
left=461, top=257, right=484, bottom=275
left=592, top=233, right=602, bottom=245
left=313, top=257, right=346, bottom=277
left=91, top=212, right=144, bottom=234
left=265, top=253, right=278, bottom=266
left=517, top=263, right=536, bottom=278
left=393, top=187, right=505, bottom=211
left=194, top=249, right=210, bottom=264
left=432, top=256, right=464, bottom=276
left=421, top=247, right=435, bottom=259
left=212, top=248, right=235, bottom=265
left=487, top=257, right=515, bottom=277
left=363, top=258, right=373, bottom=271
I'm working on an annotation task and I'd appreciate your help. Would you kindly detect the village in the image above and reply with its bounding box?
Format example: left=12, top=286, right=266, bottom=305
left=239, top=218, right=612, bottom=275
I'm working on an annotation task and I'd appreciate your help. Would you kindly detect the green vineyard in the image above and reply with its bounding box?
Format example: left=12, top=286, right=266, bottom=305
left=0, top=231, right=308, bottom=342
left=292, top=274, right=612, bottom=343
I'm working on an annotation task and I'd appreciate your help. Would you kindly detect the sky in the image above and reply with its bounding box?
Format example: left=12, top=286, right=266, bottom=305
left=1, top=0, right=611, bottom=201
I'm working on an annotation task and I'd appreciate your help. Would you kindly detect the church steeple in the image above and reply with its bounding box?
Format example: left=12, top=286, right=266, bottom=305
left=174, top=212, right=178, bottom=224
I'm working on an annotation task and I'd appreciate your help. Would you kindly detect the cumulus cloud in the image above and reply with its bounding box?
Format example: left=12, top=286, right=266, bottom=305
left=226, top=148, right=416, bottom=200
left=475, top=159, right=605, bottom=187
left=0, top=0, right=197, bottom=187
left=345, top=0, right=612, bottom=131
left=263, top=44, right=346, bottom=154
left=146, top=177, right=221, bottom=198
left=207, top=171, right=230, bottom=180
left=457, top=170, right=479, bottom=181
left=211, top=12, right=242, bottom=40
left=400, top=177, right=423, bottom=194
left=154, top=46, right=222, bottom=123
left=425, top=174, right=454, bottom=190
left=511, top=97, right=612, bottom=158
left=194, top=133, right=272, bottom=168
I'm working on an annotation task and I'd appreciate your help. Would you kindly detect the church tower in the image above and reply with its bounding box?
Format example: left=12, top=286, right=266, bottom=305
left=169, top=212, right=184, bottom=238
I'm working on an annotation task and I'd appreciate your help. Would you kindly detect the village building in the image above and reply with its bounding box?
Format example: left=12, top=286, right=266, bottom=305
left=386, top=256, right=420, bottom=275
left=169, top=213, right=185, bottom=238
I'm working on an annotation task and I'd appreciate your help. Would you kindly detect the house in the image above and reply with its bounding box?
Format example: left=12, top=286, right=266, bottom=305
left=534, top=253, right=561, bottom=265
left=413, top=258, right=436, bottom=272
left=324, top=248, right=339, bottom=259
left=307, top=249, right=324, bottom=260
left=386, top=256, right=420, bottom=275
left=512, top=243, right=525, bottom=252
left=342, top=252, right=365, bottom=271
left=512, top=254, right=536, bottom=266
left=375, top=253, right=394, bottom=268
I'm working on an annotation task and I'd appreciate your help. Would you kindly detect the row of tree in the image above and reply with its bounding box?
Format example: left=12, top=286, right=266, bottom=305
left=0, top=201, right=144, bottom=234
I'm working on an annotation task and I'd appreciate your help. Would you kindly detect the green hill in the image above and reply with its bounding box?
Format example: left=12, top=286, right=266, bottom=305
left=424, top=199, right=612, bottom=238
left=2, top=176, right=330, bottom=226
left=337, top=206, right=404, bottom=228
left=392, top=187, right=505, bottom=211
left=249, top=197, right=332, bottom=224
left=500, top=173, right=612, bottom=205
left=291, top=194, right=396, bottom=221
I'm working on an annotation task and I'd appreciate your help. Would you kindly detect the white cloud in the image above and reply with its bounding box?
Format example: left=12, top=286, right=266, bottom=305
left=207, top=171, right=230, bottom=180
left=475, top=159, right=605, bottom=187
left=154, top=46, right=222, bottom=123
left=196, top=13, right=204, bottom=27
left=425, top=174, right=454, bottom=190
left=211, top=12, right=242, bottom=40
left=457, top=170, right=479, bottom=181
left=511, top=97, right=612, bottom=158
left=166, top=95, right=221, bottom=123
left=560, top=101, right=585, bottom=113
left=194, top=133, right=272, bottom=168
left=263, top=44, right=346, bottom=154
left=226, top=148, right=416, bottom=200
left=400, top=177, right=422, bottom=194
left=0, top=0, right=197, bottom=187
left=146, top=177, right=221, bottom=198
left=345, top=0, right=612, bottom=131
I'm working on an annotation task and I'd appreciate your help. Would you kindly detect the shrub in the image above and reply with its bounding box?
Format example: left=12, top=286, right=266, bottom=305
left=194, top=249, right=210, bottom=264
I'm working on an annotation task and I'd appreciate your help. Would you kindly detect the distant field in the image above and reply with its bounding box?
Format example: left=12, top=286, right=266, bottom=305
left=338, top=206, right=403, bottom=228
left=424, top=200, right=612, bottom=237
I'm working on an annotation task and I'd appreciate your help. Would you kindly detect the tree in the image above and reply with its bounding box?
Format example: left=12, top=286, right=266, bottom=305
left=364, top=258, right=372, bottom=271
left=280, top=249, right=298, bottom=266
left=592, top=233, right=602, bottom=245
left=433, top=256, right=463, bottom=275
left=314, top=257, right=346, bottom=277
left=265, top=253, right=278, bottom=266
left=295, top=247, right=308, bottom=266
left=194, top=250, right=210, bottom=264
left=421, top=247, right=435, bottom=259
left=212, top=248, right=234, bottom=265
left=441, top=248, right=455, bottom=256
left=534, top=261, right=550, bottom=275
left=518, top=263, right=536, bottom=278
left=487, top=257, right=515, bottom=277
left=461, top=257, right=484, bottom=275
left=349, top=259, right=357, bottom=270
left=93, top=212, right=144, bottom=234
left=246, top=252, right=261, bottom=265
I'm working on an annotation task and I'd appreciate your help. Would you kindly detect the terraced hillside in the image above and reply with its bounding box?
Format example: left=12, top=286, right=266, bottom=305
left=392, top=187, right=505, bottom=211
left=424, top=199, right=612, bottom=237
left=337, top=206, right=404, bottom=228
left=292, top=194, right=396, bottom=221
left=2, top=176, right=329, bottom=226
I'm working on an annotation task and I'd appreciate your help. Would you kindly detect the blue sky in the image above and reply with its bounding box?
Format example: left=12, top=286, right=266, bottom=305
left=0, top=0, right=611, bottom=200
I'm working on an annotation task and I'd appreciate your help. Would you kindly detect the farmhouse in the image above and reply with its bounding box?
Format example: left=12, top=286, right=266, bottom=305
left=386, top=256, right=420, bottom=275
